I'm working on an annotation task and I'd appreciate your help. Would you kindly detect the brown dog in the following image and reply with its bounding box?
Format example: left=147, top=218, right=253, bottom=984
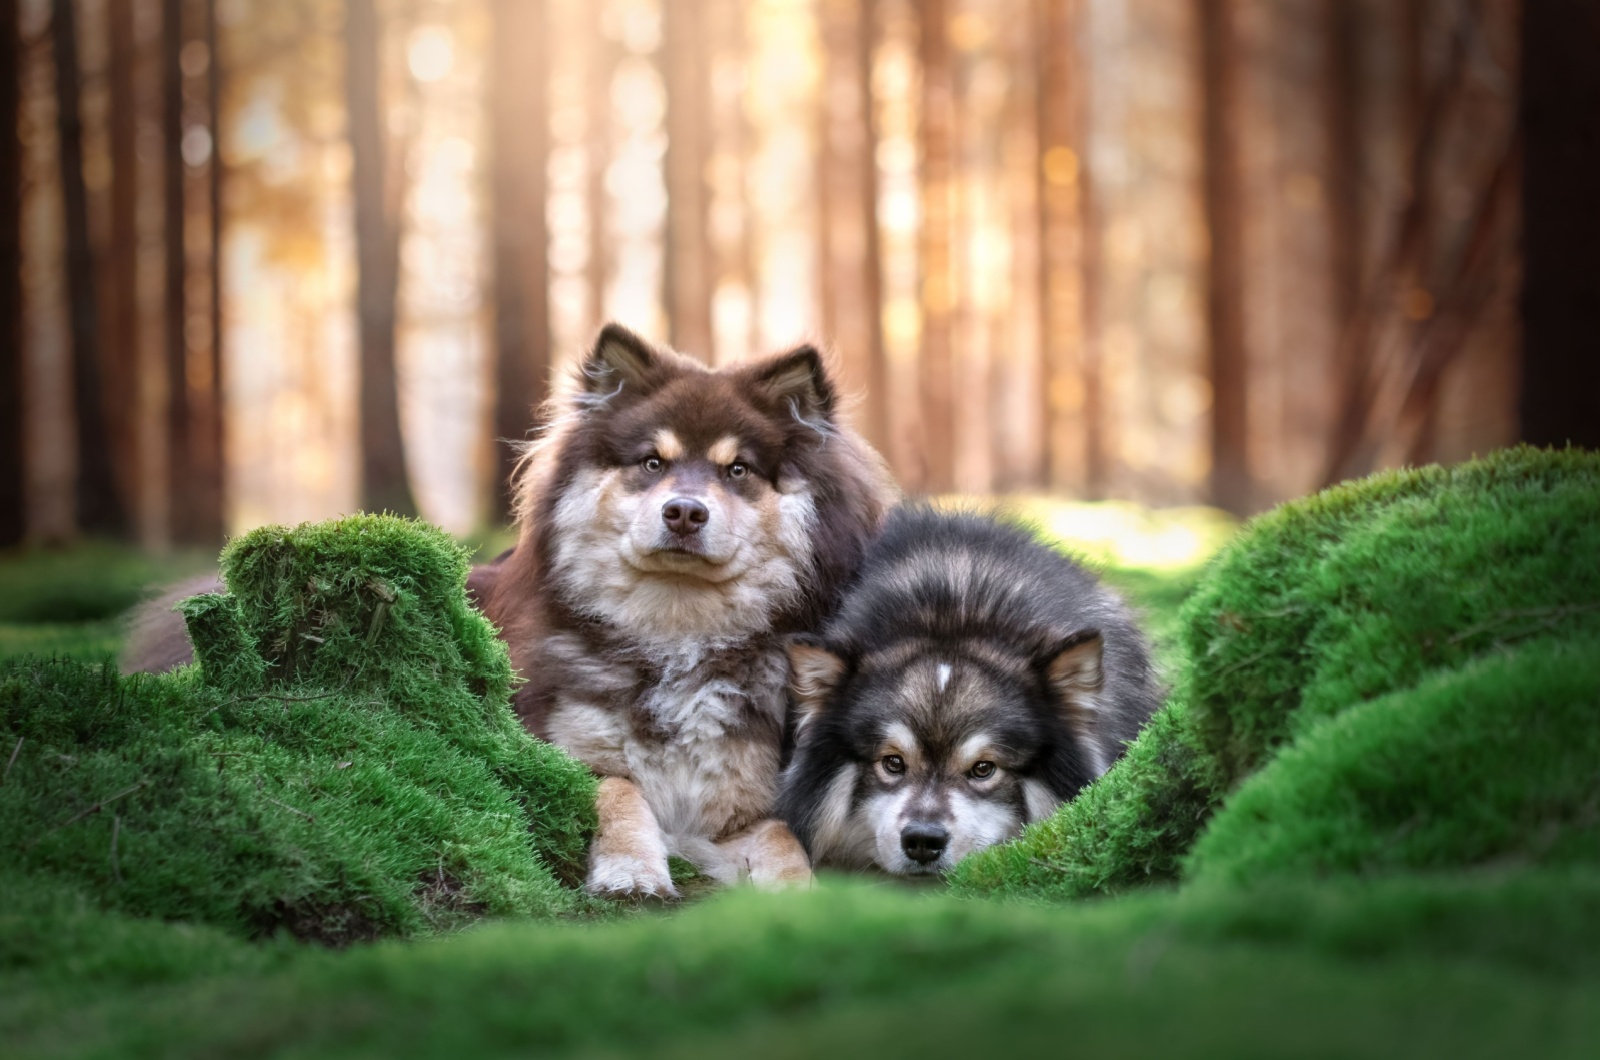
left=471, top=324, right=897, bottom=897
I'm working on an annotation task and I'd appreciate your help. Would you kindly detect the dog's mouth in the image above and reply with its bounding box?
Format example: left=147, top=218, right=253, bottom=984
left=625, top=541, right=743, bottom=581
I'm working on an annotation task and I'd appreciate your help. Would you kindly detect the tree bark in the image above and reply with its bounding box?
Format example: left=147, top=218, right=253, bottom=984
left=917, top=0, right=955, bottom=494
left=345, top=0, right=415, bottom=515
left=662, top=0, right=713, bottom=360
left=1200, top=0, right=1250, bottom=513
left=0, top=0, right=21, bottom=545
left=489, top=0, right=550, bottom=523
left=55, top=0, right=126, bottom=536
left=1519, top=0, right=1600, bottom=449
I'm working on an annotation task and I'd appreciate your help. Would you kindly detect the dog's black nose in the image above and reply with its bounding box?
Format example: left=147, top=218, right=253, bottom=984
left=900, top=822, right=950, bottom=865
left=662, top=498, right=710, bottom=536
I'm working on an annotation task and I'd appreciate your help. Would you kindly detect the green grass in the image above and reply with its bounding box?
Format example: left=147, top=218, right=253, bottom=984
left=3, top=452, right=1599, bottom=1057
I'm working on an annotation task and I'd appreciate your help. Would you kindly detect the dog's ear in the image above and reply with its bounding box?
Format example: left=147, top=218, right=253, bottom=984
left=751, top=345, right=836, bottom=430
left=1039, top=630, right=1114, bottom=777
left=580, top=322, right=660, bottom=398
left=786, top=635, right=848, bottom=740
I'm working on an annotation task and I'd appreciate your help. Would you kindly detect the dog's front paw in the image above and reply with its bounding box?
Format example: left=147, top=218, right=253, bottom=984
left=585, top=852, right=680, bottom=902
left=733, top=818, right=814, bottom=891
left=748, top=859, right=813, bottom=891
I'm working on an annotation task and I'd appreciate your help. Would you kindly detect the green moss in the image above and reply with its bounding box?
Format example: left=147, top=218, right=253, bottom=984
left=7, top=876, right=1600, bottom=1058
left=1188, top=634, right=1600, bottom=883
left=1183, top=445, right=1600, bottom=786
left=0, top=514, right=600, bottom=943
left=948, top=693, right=1220, bottom=900
left=953, top=447, right=1600, bottom=903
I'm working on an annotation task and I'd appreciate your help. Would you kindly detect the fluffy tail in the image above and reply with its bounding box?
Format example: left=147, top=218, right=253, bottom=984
left=119, top=572, right=224, bottom=674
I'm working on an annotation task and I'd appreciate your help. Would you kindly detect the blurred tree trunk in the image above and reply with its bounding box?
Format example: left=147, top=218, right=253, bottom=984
left=1323, top=0, right=1362, bottom=344
left=55, top=0, right=126, bottom=536
left=1036, top=0, right=1096, bottom=497
left=104, top=0, right=141, bottom=535
left=1199, top=0, right=1250, bottom=513
left=0, top=0, right=20, bottom=546
left=662, top=0, right=713, bottom=360
left=1322, top=4, right=1468, bottom=485
left=163, top=0, right=189, bottom=537
left=488, top=0, right=550, bottom=524
left=1519, top=0, right=1600, bottom=449
left=917, top=0, right=955, bottom=493
left=198, top=0, right=224, bottom=541
left=345, top=0, right=415, bottom=516
left=818, top=0, right=887, bottom=453
left=706, top=0, right=755, bottom=363
left=162, top=0, right=224, bottom=544
left=586, top=3, right=615, bottom=334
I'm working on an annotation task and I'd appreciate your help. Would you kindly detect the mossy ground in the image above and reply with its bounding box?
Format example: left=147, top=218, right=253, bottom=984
left=1, top=517, right=599, bottom=948
left=4, top=451, right=1599, bottom=1058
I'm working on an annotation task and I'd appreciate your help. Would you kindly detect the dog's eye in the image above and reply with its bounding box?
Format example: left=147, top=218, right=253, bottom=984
left=969, top=761, right=996, bottom=780
left=881, top=754, right=905, bottom=776
left=727, top=462, right=748, bottom=479
left=642, top=456, right=664, bottom=473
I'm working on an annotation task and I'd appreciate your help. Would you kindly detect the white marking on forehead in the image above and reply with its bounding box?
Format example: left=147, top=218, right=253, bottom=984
left=935, top=662, right=953, bottom=692
left=708, top=435, right=741, bottom=465
left=652, top=428, right=685, bottom=461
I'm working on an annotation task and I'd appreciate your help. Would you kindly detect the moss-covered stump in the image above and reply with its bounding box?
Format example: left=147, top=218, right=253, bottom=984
left=951, top=446, right=1600, bottom=902
left=0, top=515, right=598, bottom=944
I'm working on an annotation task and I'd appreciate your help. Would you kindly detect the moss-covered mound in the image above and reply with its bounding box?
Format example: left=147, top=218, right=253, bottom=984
left=1189, top=634, right=1600, bottom=883
left=0, top=515, right=598, bottom=943
left=951, top=446, right=1600, bottom=901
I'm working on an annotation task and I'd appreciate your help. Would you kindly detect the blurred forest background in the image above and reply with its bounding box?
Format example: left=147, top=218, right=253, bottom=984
left=1, top=0, right=1595, bottom=549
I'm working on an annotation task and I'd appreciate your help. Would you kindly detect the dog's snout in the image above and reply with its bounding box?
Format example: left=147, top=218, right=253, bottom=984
left=662, top=497, right=710, bottom=536
left=900, top=821, right=950, bottom=865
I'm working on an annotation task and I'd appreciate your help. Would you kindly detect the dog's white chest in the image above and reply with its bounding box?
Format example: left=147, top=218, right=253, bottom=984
left=545, top=644, right=789, bottom=843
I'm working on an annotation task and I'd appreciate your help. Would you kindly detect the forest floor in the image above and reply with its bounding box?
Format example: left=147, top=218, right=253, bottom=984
left=3, top=483, right=1597, bottom=1060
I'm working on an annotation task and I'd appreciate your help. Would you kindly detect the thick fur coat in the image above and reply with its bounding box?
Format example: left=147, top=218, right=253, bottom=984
left=472, top=324, right=898, bottom=896
left=776, top=507, right=1162, bottom=876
